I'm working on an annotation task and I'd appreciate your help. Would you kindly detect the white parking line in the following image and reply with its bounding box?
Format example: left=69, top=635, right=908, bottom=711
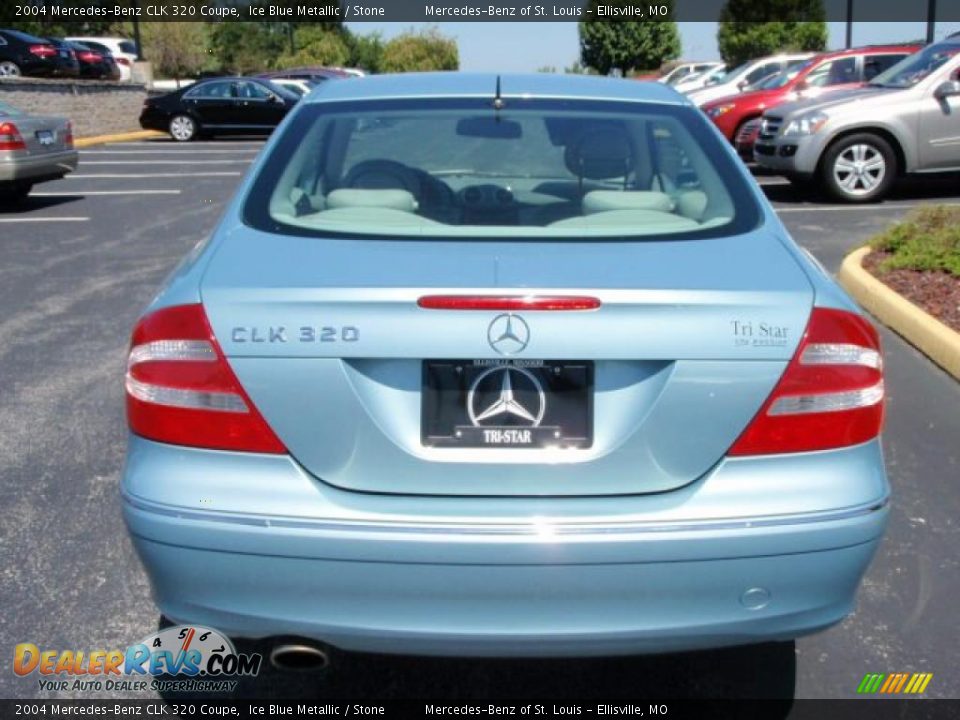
left=31, top=190, right=183, bottom=196
left=80, top=150, right=260, bottom=155
left=0, top=217, right=89, bottom=223
left=111, top=141, right=264, bottom=147
left=66, top=172, right=242, bottom=178
left=774, top=202, right=960, bottom=213
left=79, top=160, right=253, bottom=165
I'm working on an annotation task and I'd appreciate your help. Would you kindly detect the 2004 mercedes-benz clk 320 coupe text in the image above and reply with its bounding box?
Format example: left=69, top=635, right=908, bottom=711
left=122, top=74, right=889, bottom=658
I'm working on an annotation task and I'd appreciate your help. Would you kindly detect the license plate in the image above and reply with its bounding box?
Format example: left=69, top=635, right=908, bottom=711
left=36, top=130, right=54, bottom=146
left=422, top=360, right=593, bottom=449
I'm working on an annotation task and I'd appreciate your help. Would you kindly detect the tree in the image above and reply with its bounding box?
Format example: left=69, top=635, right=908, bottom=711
left=141, top=22, right=208, bottom=81
left=275, top=26, right=350, bottom=68
left=208, top=22, right=287, bottom=74
left=380, top=27, right=458, bottom=73
left=578, top=0, right=681, bottom=76
left=347, top=32, right=385, bottom=73
left=717, top=0, right=827, bottom=68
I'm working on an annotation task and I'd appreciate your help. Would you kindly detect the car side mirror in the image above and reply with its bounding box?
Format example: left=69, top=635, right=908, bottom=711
left=934, top=80, right=960, bottom=100
left=795, top=79, right=808, bottom=93
left=737, top=80, right=748, bottom=91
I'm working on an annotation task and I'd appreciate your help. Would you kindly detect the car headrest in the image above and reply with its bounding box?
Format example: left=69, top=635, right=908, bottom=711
left=582, top=191, right=675, bottom=215
left=564, top=128, right=634, bottom=180
left=325, top=189, right=418, bottom=213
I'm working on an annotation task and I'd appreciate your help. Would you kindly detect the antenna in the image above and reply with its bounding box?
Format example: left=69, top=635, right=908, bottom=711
left=493, top=75, right=505, bottom=111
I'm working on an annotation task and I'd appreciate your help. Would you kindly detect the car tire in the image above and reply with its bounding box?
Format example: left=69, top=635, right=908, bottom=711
left=0, top=60, right=22, bottom=77
left=169, top=114, right=198, bottom=142
left=820, top=133, right=897, bottom=203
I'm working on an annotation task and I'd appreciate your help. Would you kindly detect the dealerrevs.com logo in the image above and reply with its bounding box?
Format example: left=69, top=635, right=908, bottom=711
left=14, top=625, right=262, bottom=693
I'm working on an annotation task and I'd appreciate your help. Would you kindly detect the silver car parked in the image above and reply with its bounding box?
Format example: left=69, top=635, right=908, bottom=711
left=0, top=99, right=77, bottom=202
left=754, top=38, right=960, bottom=202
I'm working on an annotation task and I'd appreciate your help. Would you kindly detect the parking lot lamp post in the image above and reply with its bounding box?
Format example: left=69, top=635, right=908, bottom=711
left=133, top=2, right=144, bottom=61
left=845, top=0, right=853, bottom=48
left=926, top=0, right=936, bottom=44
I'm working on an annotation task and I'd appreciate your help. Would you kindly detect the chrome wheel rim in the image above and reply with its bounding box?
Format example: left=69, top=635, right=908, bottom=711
left=170, top=116, right=194, bottom=141
left=833, top=143, right=886, bottom=196
left=0, top=61, right=21, bottom=77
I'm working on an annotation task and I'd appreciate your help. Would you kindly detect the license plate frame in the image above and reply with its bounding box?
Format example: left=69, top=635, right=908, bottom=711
left=421, top=359, right=593, bottom=449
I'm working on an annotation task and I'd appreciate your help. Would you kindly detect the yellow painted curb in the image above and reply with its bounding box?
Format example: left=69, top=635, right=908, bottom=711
left=838, top=246, right=960, bottom=380
left=74, top=130, right=164, bottom=148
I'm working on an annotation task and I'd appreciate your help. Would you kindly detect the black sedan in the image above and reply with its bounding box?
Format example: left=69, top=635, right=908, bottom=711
left=47, top=39, right=120, bottom=80
left=140, top=77, right=299, bottom=142
left=0, top=28, right=75, bottom=78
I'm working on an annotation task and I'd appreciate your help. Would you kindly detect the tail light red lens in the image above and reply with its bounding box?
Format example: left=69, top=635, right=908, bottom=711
left=0, top=122, right=26, bottom=151
left=125, top=304, right=286, bottom=454
left=117, top=57, right=131, bottom=67
left=64, top=121, right=74, bottom=148
left=77, top=51, right=102, bottom=63
left=29, top=44, right=57, bottom=58
left=728, top=307, right=884, bottom=456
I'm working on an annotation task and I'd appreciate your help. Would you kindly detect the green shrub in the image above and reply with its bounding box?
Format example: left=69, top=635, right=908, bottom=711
left=869, top=206, right=960, bottom=277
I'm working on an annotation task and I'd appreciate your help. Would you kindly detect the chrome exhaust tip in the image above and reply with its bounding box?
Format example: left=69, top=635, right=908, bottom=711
left=269, top=643, right=330, bottom=671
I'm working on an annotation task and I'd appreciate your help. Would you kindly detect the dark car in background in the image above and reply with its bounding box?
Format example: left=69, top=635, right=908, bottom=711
left=140, top=77, right=300, bottom=141
left=255, top=66, right=353, bottom=84
left=0, top=29, right=75, bottom=78
left=47, top=39, right=120, bottom=80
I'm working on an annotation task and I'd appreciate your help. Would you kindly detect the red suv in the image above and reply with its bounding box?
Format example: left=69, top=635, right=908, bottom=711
left=701, top=44, right=921, bottom=158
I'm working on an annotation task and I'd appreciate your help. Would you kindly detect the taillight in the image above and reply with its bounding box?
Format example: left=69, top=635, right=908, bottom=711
left=29, top=44, right=57, bottom=58
left=77, top=51, right=102, bottom=63
left=125, top=304, right=286, bottom=454
left=0, top=122, right=26, bottom=151
left=728, top=307, right=884, bottom=456
left=64, top=121, right=73, bottom=148
left=117, top=57, right=131, bottom=67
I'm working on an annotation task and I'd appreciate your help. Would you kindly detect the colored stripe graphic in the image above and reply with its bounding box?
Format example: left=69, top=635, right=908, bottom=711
left=858, top=673, right=885, bottom=693
left=858, top=672, right=933, bottom=694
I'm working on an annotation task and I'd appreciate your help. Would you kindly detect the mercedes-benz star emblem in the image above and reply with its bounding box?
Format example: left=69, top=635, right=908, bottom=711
left=467, top=366, right=546, bottom=428
left=487, top=313, right=530, bottom=355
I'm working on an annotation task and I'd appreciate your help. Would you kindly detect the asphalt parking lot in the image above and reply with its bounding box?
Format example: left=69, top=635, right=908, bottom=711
left=1, top=138, right=958, bottom=702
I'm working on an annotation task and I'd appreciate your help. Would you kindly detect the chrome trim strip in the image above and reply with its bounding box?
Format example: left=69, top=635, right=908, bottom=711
left=122, top=491, right=889, bottom=537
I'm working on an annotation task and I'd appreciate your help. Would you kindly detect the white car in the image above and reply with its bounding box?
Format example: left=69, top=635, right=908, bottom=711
left=688, top=53, right=814, bottom=106
left=673, top=65, right=727, bottom=93
left=270, top=78, right=316, bottom=97
left=65, top=36, right=138, bottom=81
left=659, top=62, right=724, bottom=86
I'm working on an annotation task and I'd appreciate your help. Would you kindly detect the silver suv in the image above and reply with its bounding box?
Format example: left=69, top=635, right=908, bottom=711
left=754, top=39, right=960, bottom=202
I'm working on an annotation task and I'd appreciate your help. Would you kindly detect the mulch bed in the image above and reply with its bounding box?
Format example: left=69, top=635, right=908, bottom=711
left=863, top=251, right=960, bottom=333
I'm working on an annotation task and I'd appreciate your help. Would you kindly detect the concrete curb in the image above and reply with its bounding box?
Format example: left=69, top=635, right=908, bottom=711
left=838, top=246, right=960, bottom=381
left=74, top=130, right=164, bottom=148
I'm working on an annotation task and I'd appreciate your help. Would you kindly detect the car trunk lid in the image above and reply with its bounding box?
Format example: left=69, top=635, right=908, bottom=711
left=200, top=228, right=813, bottom=496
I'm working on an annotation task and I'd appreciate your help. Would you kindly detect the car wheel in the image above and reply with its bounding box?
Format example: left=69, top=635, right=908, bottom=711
left=821, top=134, right=897, bottom=203
left=0, top=60, right=22, bottom=77
left=169, top=114, right=198, bottom=142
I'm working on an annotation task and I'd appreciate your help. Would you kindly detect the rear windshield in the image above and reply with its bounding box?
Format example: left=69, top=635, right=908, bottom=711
left=244, top=98, right=761, bottom=240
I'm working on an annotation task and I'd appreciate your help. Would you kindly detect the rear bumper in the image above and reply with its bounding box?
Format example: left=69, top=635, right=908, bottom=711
left=122, top=436, right=889, bottom=656
left=0, top=150, right=78, bottom=185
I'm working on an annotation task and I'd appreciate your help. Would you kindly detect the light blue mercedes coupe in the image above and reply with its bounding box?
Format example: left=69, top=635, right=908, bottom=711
left=122, top=73, right=888, bottom=661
